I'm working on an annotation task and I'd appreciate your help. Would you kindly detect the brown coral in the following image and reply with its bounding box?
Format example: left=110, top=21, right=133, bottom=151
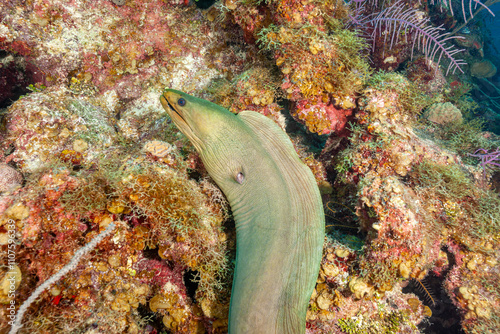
left=424, top=102, right=463, bottom=125
left=470, top=59, right=497, bottom=78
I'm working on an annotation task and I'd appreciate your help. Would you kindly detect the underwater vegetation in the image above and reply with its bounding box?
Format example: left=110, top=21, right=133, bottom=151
left=1, top=91, right=232, bottom=332
left=0, top=0, right=499, bottom=333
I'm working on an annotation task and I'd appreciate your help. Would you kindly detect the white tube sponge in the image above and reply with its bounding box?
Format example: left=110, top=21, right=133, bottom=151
left=9, top=222, right=116, bottom=334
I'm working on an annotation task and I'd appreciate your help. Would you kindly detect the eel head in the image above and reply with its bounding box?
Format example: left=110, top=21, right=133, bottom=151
left=160, top=88, right=238, bottom=153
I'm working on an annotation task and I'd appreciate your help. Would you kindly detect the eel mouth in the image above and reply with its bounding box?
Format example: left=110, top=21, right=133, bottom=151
left=160, top=93, right=186, bottom=124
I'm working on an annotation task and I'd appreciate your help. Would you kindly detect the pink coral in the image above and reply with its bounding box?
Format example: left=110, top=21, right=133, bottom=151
left=0, top=163, right=23, bottom=193
left=293, top=99, right=353, bottom=135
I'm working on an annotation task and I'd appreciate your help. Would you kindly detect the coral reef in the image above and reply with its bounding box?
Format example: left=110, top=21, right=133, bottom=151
left=470, top=60, right=497, bottom=78
left=424, top=102, right=463, bottom=125
left=222, top=0, right=371, bottom=134
left=0, top=1, right=239, bottom=332
left=320, top=71, right=500, bottom=333
left=0, top=142, right=231, bottom=332
left=0, top=164, right=23, bottom=194
left=208, top=66, right=285, bottom=128
left=363, top=0, right=466, bottom=75
left=8, top=222, right=117, bottom=334
left=1, top=0, right=499, bottom=333
left=0, top=51, right=38, bottom=108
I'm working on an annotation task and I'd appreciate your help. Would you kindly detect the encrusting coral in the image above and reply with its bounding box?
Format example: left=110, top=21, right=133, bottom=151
left=424, top=102, right=463, bottom=125
left=470, top=59, right=497, bottom=78
left=319, top=70, right=500, bottom=333
left=0, top=164, right=23, bottom=194
left=219, top=0, right=371, bottom=135
left=0, top=2, right=238, bottom=331
left=1, top=139, right=231, bottom=332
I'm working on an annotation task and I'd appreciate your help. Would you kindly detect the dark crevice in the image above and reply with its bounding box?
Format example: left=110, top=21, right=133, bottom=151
left=187, top=168, right=203, bottom=182
left=0, top=50, right=37, bottom=109
left=142, top=247, right=163, bottom=262
left=193, top=0, right=216, bottom=9
left=183, top=269, right=199, bottom=302
left=403, top=247, right=464, bottom=334
left=137, top=303, right=168, bottom=333
left=80, top=218, right=93, bottom=238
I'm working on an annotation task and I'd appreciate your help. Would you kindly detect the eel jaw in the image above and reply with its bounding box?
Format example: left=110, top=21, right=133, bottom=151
left=160, top=93, right=187, bottom=125
left=160, top=90, right=204, bottom=152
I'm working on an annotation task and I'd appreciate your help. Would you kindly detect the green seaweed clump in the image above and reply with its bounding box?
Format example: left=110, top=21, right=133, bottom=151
left=257, top=23, right=371, bottom=99
left=421, top=117, right=496, bottom=165
left=338, top=310, right=413, bottom=334
left=367, top=71, right=435, bottom=116
left=410, top=159, right=500, bottom=247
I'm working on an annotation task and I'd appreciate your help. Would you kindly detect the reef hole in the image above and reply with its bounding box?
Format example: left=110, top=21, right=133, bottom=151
left=403, top=247, right=464, bottom=334
left=0, top=50, right=40, bottom=109
left=183, top=269, right=200, bottom=302
left=137, top=303, right=166, bottom=333
left=193, top=0, right=216, bottom=9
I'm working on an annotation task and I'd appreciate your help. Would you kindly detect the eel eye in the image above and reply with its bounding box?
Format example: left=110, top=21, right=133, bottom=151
left=178, top=98, right=186, bottom=106
left=236, top=172, right=245, bottom=184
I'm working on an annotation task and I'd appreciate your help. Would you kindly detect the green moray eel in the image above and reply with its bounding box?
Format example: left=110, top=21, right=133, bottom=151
left=160, top=89, right=325, bottom=333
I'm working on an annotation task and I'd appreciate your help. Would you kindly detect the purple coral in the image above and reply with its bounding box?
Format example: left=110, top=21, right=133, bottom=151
left=366, top=1, right=466, bottom=75
left=429, top=0, right=495, bottom=23
left=469, top=148, right=500, bottom=171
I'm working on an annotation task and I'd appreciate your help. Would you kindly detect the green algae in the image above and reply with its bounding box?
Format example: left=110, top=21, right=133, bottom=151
left=257, top=22, right=371, bottom=98
left=338, top=310, right=414, bottom=334
left=411, top=159, right=500, bottom=243
left=368, top=71, right=435, bottom=116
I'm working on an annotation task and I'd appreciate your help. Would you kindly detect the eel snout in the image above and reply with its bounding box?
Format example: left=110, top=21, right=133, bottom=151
left=161, top=91, right=187, bottom=123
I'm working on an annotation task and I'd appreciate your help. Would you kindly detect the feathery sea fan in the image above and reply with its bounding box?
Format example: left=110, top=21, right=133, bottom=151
left=469, top=148, right=500, bottom=171
left=366, top=1, right=466, bottom=75
left=430, top=0, right=496, bottom=23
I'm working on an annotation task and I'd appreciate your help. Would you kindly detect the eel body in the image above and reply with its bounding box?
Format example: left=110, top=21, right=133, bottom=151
left=160, top=89, right=325, bottom=333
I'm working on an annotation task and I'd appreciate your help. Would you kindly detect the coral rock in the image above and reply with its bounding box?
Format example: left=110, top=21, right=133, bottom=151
left=0, top=265, right=22, bottom=304
left=424, top=102, right=463, bottom=125
left=143, top=140, right=174, bottom=158
left=0, top=163, right=23, bottom=193
left=470, top=59, right=497, bottom=78
left=4, top=202, right=29, bottom=220
left=72, top=139, right=89, bottom=152
left=349, top=277, right=374, bottom=300
left=316, top=291, right=333, bottom=310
